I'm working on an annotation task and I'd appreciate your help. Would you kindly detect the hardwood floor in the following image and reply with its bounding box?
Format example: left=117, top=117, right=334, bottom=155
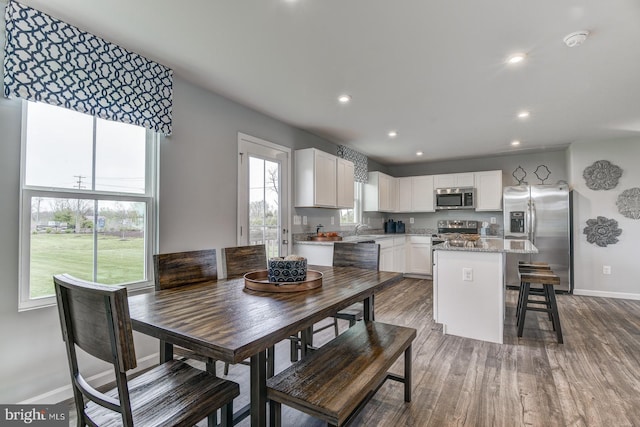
left=68, top=278, right=640, bottom=426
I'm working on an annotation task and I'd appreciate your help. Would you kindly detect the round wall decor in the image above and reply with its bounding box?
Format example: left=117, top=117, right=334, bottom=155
left=583, top=216, right=622, bottom=247
left=616, top=187, right=640, bottom=219
left=583, top=160, right=622, bottom=190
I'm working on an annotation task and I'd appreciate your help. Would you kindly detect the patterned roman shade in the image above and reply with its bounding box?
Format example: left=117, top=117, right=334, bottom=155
left=3, top=0, right=173, bottom=135
left=337, top=145, right=368, bottom=183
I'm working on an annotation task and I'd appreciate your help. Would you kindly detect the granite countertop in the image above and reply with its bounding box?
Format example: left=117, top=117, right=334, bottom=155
left=433, top=238, right=538, bottom=254
left=293, top=233, right=431, bottom=246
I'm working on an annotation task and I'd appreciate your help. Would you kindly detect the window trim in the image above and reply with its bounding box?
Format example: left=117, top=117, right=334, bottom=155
left=18, top=101, right=158, bottom=311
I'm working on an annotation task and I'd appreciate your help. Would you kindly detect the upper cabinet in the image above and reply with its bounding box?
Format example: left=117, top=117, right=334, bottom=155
left=336, top=158, right=355, bottom=208
left=365, top=169, right=503, bottom=213
left=295, top=148, right=354, bottom=208
left=433, top=172, right=475, bottom=189
left=398, top=175, right=435, bottom=212
left=364, top=171, right=398, bottom=212
left=474, top=170, right=503, bottom=211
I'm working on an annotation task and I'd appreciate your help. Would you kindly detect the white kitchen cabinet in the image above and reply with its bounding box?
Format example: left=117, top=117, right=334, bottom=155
left=433, top=172, right=475, bottom=189
left=295, top=148, right=354, bottom=208
left=406, top=236, right=432, bottom=275
left=364, top=171, right=398, bottom=212
left=292, top=243, right=333, bottom=266
left=336, top=158, right=355, bottom=208
left=474, top=170, right=503, bottom=211
left=398, top=177, right=412, bottom=212
left=397, top=176, right=434, bottom=212
left=412, top=175, right=435, bottom=212
left=376, top=236, right=405, bottom=272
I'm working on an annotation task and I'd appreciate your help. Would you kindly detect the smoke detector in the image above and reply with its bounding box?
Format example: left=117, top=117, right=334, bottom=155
left=563, top=31, right=589, bottom=47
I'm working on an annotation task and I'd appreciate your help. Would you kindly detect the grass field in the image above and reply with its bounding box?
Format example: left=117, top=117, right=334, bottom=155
left=30, top=233, right=145, bottom=298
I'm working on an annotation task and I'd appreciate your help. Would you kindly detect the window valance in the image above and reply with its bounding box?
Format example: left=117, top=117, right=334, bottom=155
left=3, top=0, right=173, bottom=135
left=337, top=145, right=368, bottom=183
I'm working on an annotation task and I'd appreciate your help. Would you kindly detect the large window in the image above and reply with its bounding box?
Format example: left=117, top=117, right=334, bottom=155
left=340, top=182, right=363, bottom=225
left=19, top=101, right=157, bottom=310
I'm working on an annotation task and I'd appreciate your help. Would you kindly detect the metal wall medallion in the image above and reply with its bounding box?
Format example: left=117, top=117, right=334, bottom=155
left=511, top=166, right=527, bottom=185
left=583, top=160, right=623, bottom=190
left=616, top=187, right=640, bottom=219
left=534, top=164, right=551, bottom=184
left=583, top=216, right=622, bottom=247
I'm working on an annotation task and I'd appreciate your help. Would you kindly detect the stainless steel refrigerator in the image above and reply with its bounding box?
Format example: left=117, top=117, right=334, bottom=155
left=503, top=184, right=573, bottom=293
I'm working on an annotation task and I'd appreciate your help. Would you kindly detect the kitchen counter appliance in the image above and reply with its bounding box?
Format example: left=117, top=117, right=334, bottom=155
left=435, top=187, right=475, bottom=210
left=503, top=184, right=573, bottom=293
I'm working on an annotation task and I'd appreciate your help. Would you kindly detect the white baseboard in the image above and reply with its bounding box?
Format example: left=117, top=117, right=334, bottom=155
left=573, top=288, right=640, bottom=301
left=19, top=353, right=160, bottom=405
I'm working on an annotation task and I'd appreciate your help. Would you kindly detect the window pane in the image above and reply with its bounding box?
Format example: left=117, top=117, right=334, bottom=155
left=25, top=102, right=94, bottom=189
left=29, top=197, right=94, bottom=298
left=248, top=156, right=280, bottom=257
left=28, top=197, right=146, bottom=298
left=96, top=201, right=146, bottom=284
left=96, top=119, right=146, bottom=194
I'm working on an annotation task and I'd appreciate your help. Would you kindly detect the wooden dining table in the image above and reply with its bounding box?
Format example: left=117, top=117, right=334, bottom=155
left=127, top=264, right=404, bottom=427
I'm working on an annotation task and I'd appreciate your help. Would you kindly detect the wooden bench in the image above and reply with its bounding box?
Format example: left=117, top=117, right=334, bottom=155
left=267, top=321, right=416, bottom=427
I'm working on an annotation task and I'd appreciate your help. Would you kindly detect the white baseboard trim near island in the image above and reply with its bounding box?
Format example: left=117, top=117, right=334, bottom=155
left=573, top=289, right=640, bottom=301
left=19, top=353, right=160, bottom=405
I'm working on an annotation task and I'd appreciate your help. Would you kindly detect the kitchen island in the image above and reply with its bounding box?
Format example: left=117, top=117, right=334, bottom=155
left=433, top=238, right=537, bottom=344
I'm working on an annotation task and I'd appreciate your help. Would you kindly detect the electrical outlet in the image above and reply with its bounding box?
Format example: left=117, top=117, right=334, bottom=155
left=603, top=265, right=611, bottom=275
left=302, top=216, right=307, bottom=225
left=490, top=217, right=497, bottom=224
left=410, top=217, right=414, bottom=224
left=367, top=217, right=370, bottom=224
left=293, top=215, right=301, bottom=225
left=462, top=267, right=473, bottom=281
left=331, top=216, right=335, bottom=225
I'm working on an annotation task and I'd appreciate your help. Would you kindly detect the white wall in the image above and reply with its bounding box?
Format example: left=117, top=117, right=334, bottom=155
left=568, top=139, right=640, bottom=299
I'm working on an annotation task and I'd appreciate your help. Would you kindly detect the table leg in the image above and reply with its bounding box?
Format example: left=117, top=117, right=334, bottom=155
left=160, top=340, right=173, bottom=363
left=250, top=350, right=267, bottom=427
left=363, top=296, right=375, bottom=321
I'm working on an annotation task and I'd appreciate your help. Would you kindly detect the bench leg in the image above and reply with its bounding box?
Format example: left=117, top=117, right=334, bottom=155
left=221, top=402, right=233, bottom=427
left=267, top=345, right=275, bottom=378
left=269, top=400, right=281, bottom=427
left=404, top=344, right=412, bottom=402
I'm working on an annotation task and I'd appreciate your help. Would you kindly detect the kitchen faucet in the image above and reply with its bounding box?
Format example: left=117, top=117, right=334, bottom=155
left=316, top=224, right=324, bottom=235
left=354, top=223, right=369, bottom=235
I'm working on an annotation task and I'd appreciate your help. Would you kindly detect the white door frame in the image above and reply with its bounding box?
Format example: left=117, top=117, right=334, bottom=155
left=237, top=132, right=291, bottom=256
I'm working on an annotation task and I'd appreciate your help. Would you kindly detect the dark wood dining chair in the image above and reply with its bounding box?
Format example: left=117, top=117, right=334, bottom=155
left=290, top=242, right=381, bottom=361
left=54, top=274, right=239, bottom=427
left=222, top=244, right=275, bottom=376
left=153, top=249, right=219, bottom=367
left=223, top=244, right=267, bottom=278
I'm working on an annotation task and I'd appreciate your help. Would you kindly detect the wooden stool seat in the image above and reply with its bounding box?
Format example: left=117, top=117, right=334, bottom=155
left=517, top=270, right=563, bottom=343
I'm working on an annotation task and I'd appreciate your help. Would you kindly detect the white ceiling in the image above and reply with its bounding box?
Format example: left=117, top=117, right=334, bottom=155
left=18, top=0, right=640, bottom=165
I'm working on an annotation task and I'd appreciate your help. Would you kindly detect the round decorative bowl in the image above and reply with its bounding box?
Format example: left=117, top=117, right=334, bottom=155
left=267, top=257, right=307, bottom=282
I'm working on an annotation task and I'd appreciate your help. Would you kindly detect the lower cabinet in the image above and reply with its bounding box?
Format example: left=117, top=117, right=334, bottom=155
left=405, top=236, right=432, bottom=276
left=294, top=235, right=432, bottom=276
left=377, top=237, right=406, bottom=273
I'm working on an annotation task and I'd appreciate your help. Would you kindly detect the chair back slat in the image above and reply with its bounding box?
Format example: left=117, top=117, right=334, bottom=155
left=332, top=243, right=380, bottom=270
left=54, top=274, right=137, bottom=372
left=154, top=249, right=218, bottom=290
left=223, top=245, right=267, bottom=279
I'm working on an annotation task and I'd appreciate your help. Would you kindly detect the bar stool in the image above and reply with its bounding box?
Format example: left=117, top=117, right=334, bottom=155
left=516, top=262, right=551, bottom=320
left=517, top=269, right=563, bottom=343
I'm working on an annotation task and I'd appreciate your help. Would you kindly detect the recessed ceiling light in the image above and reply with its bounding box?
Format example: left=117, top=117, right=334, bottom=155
left=388, top=130, right=398, bottom=138
left=416, top=151, right=424, bottom=156
left=511, top=140, right=521, bottom=146
left=517, top=111, right=530, bottom=119
left=338, top=94, right=351, bottom=104
left=507, top=53, right=526, bottom=65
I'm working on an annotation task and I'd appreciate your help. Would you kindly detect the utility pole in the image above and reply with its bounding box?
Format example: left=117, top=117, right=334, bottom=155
left=74, top=175, right=86, bottom=233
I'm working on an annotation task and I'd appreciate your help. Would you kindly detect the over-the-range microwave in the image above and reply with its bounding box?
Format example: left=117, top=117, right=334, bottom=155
left=435, top=187, right=476, bottom=210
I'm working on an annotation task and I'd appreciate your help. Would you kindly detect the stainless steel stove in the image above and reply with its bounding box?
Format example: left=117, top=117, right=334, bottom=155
left=437, top=220, right=479, bottom=235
